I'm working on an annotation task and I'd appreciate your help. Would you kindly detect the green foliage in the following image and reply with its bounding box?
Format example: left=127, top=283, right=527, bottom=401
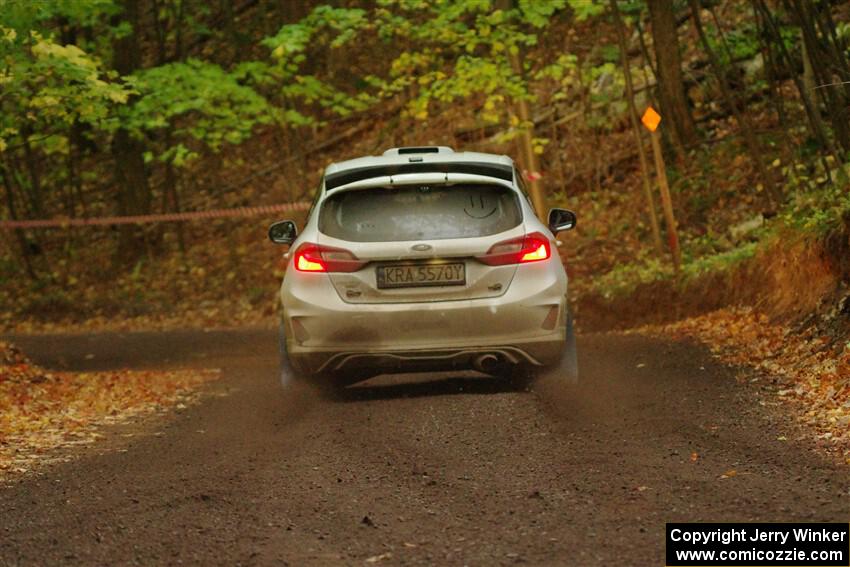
left=584, top=60, right=628, bottom=128
left=781, top=166, right=850, bottom=235
left=615, top=0, right=646, bottom=20
left=566, top=0, right=604, bottom=21
left=534, top=53, right=578, bottom=82
left=0, top=0, right=374, bottom=170
left=259, top=6, right=373, bottom=123
left=0, top=24, right=130, bottom=153
left=523, top=0, right=571, bottom=26
left=368, top=0, right=568, bottom=123
left=125, top=59, right=275, bottom=165
left=262, top=5, right=367, bottom=58
left=0, top=0, right=607, bottom=166
left=704, top=19, right=759, bottom=67
left=0, top=0, right=119, bottom=30
left=591, top=254, right=673, bottom=299
left=684, top=241, right=758, bottom=278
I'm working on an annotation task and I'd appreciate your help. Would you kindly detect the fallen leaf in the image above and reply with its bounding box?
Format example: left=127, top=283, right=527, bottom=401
left=0, top=341, right=220, bottom=478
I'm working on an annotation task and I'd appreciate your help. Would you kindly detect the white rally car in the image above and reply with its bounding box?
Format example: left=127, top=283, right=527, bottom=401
left=269, top=146, right=577, bottom=388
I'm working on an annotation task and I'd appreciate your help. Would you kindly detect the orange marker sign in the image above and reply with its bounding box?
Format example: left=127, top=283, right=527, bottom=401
left=641, top=106, right=661, bottom=132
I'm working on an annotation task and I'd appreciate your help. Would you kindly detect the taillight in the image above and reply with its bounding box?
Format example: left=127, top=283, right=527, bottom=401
left=292, top=243, right=365, bottom=273
left=478, top=232, right=551, bottom=266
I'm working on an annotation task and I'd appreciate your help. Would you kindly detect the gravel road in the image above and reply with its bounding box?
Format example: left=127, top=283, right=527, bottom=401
left=1, top=329, right=847, bottom=566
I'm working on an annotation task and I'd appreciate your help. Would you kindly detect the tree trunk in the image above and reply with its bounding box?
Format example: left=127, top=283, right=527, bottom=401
left=801, top=28, right=829, bottom=148
left=509, top=52, right=547, bottom=219
left=0, top=162, right=37, bottom=279
left=649, top=128, right=682, bottom=272
left=634, top=16, right=657, bottom=81
left=646, top=0, right=697, bottom=155
left=756, top=0, right=840, bottom=172
left=163, top=130, right=186, bottom=254
left=790, top=0, right=850, bottom=154
left=550, top=108, right=567, bottom=193
left=610, top=0, right=663, bottom=254
left=751, top=0, right=812, bottom=194
left=495, top=0, right=546, bottom=219
left=688, top=0, right=777, bottom=203
left=19, top=131, right=45, bottom=219
left=751, top=0, right=786, bottom=127
left=111, top=0, right=152, bottom=259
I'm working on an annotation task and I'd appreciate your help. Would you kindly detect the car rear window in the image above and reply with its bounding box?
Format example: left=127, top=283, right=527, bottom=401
left=318, top=184, right=522, bottom=242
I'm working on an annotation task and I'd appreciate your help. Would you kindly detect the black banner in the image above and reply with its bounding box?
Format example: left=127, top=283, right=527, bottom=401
left=667, top=523, right=849, bottom=566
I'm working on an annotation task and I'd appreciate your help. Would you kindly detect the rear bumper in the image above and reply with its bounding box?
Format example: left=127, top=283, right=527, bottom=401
left=296, top=340, right=565, bottom=375
left=280, top=262, right=568, bottom=375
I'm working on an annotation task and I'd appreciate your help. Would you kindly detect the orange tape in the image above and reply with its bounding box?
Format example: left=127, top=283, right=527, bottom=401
left=0, top=202, right=312, bottom=229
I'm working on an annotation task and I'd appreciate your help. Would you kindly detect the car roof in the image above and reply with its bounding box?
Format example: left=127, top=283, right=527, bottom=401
left=323, top=147, right=516, bottom=191
left=325, top=147, right=514, bottom=175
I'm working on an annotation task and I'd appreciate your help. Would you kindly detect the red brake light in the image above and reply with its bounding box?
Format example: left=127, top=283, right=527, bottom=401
left=478, top=232, right=551, bottom=266
left=295, top=246, right=325, bottom=272
left=293, top=243, right=365, bottom=273
left=521, top=242, right=549, bottom=262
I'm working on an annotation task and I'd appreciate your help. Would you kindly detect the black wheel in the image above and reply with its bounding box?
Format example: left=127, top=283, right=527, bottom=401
left=502, top=365, right=536, bottom=391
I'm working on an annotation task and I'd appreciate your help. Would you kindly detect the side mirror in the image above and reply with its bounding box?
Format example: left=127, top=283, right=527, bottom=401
left=548, top=208, right=577, bottom=234
left=268, top=220, right=298, bottom=245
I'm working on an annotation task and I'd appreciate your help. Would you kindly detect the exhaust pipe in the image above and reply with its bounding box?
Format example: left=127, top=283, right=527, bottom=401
left=473, top=353, right=500, bottom=374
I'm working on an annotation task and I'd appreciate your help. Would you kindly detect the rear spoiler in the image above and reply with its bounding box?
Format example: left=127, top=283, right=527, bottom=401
left=325, top=162, right=514, bottom=191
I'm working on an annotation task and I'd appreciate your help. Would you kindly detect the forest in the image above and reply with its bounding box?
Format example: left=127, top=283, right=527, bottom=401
left=0, top=0, right=848, bottom=333
left=0, top=0, right=846, bottom=330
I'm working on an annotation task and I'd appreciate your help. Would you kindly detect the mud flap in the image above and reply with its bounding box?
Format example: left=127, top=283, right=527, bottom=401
left=279, top=319, right=359, bottom=393
left=534, top=310, right=578, bottom=385
left=562, top=310, right=579, bottom=384
left=279, top=320, right=304, bottom=387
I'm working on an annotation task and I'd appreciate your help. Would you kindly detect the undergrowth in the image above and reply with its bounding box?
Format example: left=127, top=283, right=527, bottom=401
left=588, top=176, right=849, bottom=301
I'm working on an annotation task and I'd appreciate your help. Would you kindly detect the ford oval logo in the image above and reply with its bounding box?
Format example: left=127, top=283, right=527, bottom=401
left=411, top=243, right=432, bottom=252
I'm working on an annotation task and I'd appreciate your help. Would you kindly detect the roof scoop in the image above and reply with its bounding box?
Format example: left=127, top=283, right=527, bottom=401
left=382, top=146, right=454, bottom=156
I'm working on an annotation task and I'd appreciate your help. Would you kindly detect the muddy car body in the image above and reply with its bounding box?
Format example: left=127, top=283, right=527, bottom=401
left=269, top=146, right=577, bottom=386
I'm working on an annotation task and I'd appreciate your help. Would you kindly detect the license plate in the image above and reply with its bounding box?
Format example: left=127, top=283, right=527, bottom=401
left=376, top=263, right=465, bottom=289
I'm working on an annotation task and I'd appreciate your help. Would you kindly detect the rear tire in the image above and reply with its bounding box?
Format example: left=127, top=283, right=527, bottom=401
left=502, top=367, right=535, bottom=391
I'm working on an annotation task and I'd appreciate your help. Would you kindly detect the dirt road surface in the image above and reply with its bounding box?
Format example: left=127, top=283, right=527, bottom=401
left=1, top=330, right=847, bottom=565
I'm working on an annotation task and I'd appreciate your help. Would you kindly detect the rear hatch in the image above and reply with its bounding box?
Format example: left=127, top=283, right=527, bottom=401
left=316, top=182, right=524, bottom=304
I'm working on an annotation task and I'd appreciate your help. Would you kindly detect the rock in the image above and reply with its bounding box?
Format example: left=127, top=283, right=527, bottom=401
left=740, top=53, right=764, bottom=81
left=729, top=214, right=764, bottom=242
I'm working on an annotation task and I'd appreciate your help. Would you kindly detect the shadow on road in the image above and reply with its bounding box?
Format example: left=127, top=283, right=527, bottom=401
left=332, top=373, right=528, bottom=402
left=5, top=328, right=278, bottom=371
